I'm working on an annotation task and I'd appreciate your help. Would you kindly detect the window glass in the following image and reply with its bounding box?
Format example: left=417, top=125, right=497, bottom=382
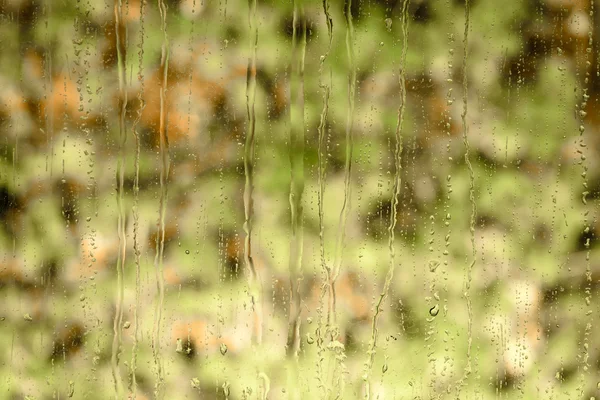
left=0, top=0, right=598, bottom=398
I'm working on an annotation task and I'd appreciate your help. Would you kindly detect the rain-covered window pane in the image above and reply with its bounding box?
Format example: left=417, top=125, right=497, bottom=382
left=1, top=0, right=599, bottom=398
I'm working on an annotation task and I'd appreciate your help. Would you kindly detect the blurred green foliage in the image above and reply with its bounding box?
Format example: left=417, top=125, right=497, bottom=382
left=1, top=0, right=600, bottom=399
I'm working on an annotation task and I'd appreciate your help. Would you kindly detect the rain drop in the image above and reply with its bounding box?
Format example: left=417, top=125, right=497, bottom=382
left=428, top=259, right=440, bottom=272
left=191, top=378, right=201, bottom=389
left=385, top=18, right=393, bottom=31
left=429, top=304, right=439, bottom=317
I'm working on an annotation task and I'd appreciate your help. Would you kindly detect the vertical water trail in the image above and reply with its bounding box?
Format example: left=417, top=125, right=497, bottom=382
left=44, top=0, right=54, bottom=176
left=243, top=0, right=262, bottom=346
left=457, top=0, right=476, bottom=393
left=111, top=1, right=128, bottom=397
left=131, top=0, right=146, bottom=396
left=330, top=0, right=356, bottom=322
left=362, top=1, right=410, bottom=396
left=153, top=0, right=170, bottom=396
left=577, top=0, right=593, bottom=392
left=316, top=0, right=333, bottom=394
left=287, top=0, right=307, bottom=361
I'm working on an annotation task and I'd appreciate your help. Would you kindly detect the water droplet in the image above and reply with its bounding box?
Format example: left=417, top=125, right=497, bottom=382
left=428, top=260, right=440, bottom=272
left=220, top=343, right=228, bottom=355
left=306, top=333, right=314, bottom=344
left=191, top=377, right=201, bottom=389
left=429, top=304, right=439, bottom=317
left=385, top=18, right=393, bottom=31
left=185, top=249, right=190, bottom=255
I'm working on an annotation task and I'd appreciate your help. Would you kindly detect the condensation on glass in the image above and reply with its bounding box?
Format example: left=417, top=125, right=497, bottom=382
left=0, top=0, right=598, bottom=399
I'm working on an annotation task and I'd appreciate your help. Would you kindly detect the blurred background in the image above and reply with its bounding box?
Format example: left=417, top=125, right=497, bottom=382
left=1, top=0, right=600, bottom=398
